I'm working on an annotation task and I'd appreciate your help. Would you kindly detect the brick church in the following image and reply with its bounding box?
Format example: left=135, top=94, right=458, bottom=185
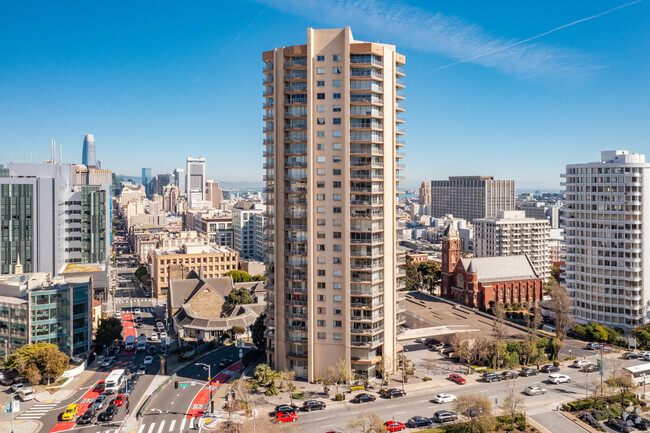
left=440, top=224, right=543, bottom=308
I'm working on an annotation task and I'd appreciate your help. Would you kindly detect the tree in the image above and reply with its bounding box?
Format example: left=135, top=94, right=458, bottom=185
left=492, top=302, right=506, bottom=369
left=404, top=256, right=422, bottom=291
left=347, top=412, right=387, bottom=433
left=420, top=358, right=437, bottom=379
left=327, top=358, right=353, bottom=395
left=227, top=288, right=255, bottom=306
left=251, top=313, right=267, bottom=350
left=225, top=270, right=253, bottom=283
left=450, top=332, right=472, bottom=373
left=216, top=415, right=296, bottom=433
left=6, top=343, right=69, bottom=385
left=95, top=317, right=123, bottom=351
left=231, top=326, right=246, bottom=340
left=254, top=363, right=273, bottom=385
left=500, top=380, right=526, bottom=425
left=550, top=280, right=574, bottom=342
left=606, top=373, right=636, bottom=405
left=418, top=261, right=441, bottom=294
left=453, top=394, right=495, bottom=433
left=375, top=355, right=395, bottom=386
left=251, top=274, right=266, bottom=281
left=134, top=266, right=148, bottom=281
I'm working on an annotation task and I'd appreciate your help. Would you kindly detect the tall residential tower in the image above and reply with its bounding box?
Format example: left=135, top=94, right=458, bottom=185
left=186, top=157, right=206, bottom=209
left=563, top=150, right=650, bottom=329
left=262, top=27, right=406, bottom=380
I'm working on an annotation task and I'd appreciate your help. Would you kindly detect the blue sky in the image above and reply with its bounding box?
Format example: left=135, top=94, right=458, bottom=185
left=0, top=0, right=648, bottom=190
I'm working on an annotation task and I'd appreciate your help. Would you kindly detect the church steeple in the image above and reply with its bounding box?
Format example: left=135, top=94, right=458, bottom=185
left=14, top=253, right=23, bottom=275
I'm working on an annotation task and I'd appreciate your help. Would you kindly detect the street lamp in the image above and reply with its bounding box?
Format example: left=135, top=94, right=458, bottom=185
left=195, top=363, right=212, bottom=413
left=643, top=373, right=647, bottom=396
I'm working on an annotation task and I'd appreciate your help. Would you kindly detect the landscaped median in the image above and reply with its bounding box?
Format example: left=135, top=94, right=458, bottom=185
left=561, top=392, right=648, bottom=432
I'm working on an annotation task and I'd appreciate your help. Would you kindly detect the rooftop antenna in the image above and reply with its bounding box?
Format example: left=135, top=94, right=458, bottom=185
left=59, top=144, right=62, bottom=164
left=50, top=138, right=55, bottom=164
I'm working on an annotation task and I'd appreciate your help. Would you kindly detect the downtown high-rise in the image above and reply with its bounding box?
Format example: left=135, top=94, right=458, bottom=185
left=262, top=27, right=406, bottom=380
left=186, top=157, right=206, bottom=208
left=82, top=134, right=97, bottom=168
left=563, top=150, right=650, bottom=330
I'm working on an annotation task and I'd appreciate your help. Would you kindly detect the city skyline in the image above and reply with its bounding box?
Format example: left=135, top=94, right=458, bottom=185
left=0, top=1, right=647, bottom=189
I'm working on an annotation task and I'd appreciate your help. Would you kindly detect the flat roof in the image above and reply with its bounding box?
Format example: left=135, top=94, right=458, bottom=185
left=62, top=263, right=105, bottom=273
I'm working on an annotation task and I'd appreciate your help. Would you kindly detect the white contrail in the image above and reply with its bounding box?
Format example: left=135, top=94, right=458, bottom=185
left=432, top=0, right=644, bottom=72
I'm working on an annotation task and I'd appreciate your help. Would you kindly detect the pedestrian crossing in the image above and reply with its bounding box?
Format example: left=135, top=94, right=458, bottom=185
left=136, top=417, right=194, bottom=433
left=16, top=402, right=59, bottom=420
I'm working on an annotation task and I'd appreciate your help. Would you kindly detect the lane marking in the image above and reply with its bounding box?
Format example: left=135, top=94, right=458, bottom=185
left=189, top=418, right=194, bottom=429
left=137, top=425, right=144, bottom=433
left=157, top=421, right=165, bottom=433
left=168, top=420, right=176, bottom=431
left=394, top=411, right=405, bottom=415
left=146, top=423, right=155, bottom=433
left=179, top=418, right=186, bottom=431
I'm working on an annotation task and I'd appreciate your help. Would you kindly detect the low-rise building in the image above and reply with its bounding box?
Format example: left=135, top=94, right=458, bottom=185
left=0, top=272, right=93, bottom=358
left=149, top=244, right=238, bottom=299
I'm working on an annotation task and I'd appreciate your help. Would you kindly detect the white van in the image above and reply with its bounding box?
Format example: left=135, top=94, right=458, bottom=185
left=18, top=389, right=35, bottom=401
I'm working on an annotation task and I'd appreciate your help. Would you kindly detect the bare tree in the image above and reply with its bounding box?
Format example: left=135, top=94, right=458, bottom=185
left=500, top=380, right=526, bottom=425
left=375, top=355, right=395, bottom=386
left=450, top=332, right=472, bottom=374
left=453, top=394, right=495, bottom=433
left=420, top=358, right=437, bottom=379
left=347, top=412, right=387, bottom=433
left=492, top=302, right=506, bottom=369
left=327, top=358, right=354, bottom=396
left=550, top=280, right=574, bottom=342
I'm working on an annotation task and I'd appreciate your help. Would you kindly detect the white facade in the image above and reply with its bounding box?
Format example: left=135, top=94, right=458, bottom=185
left=562, top=150, right=650, bottom=329
left=474, top=210, right=550, bottom=280
left=232, top=202, right=266, bottom=262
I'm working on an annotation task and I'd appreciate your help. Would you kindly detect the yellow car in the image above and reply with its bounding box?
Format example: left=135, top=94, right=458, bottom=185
left=61, top=404, right=78, bottom=421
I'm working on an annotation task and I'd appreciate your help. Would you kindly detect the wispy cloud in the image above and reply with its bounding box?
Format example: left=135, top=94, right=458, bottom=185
left=255, top=0, right=643, bottom=80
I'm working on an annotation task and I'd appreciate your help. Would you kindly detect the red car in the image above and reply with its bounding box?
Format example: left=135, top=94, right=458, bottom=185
left=276, top=412, right=298, bottom=423
left=384, top=421, right=406, bottom=432
left=113, top=394, right=127, bottom=406
left=449, top=373, right=466, bottom=385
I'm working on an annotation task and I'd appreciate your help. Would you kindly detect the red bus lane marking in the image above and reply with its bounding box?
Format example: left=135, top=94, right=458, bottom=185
left=47, top=380, right=105, bottom=433
left=184, top=361, right=243, bottom=418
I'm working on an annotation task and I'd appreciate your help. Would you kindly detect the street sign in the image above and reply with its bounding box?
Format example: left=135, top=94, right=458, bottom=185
left=178, top=383, right=190, bottom=388
left=12, top=400, right=19, bottom=412
left=4, top=402, right=11, bottom=413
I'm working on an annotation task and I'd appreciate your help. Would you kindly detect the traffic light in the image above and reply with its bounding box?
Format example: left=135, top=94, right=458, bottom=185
left=174, top=381, right=179, bottom=389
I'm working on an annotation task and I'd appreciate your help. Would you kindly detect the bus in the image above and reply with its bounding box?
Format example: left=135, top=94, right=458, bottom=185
left=623, top=364, right=650, bottom=386
left=104, top=369, right=126, bottom=395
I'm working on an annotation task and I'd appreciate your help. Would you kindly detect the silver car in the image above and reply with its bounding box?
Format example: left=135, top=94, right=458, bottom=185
left=525, top=386, right=547, bottom=396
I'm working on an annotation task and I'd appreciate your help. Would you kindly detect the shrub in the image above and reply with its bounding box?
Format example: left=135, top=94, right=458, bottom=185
left=517, top=420, right=527, bottom=431
left=335, top=393, right=344, bottom=401
left=423, top=376, right=432, bottom=381
left=291, top=391, right=305, bottom=400
left=265, top=387, right=278, bottom=396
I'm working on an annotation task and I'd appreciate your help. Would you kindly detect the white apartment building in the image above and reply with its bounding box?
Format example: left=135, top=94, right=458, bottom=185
left=431, top=176, right=515, bottom=221
left=562, top=150, right=650, bottom=329
left=186, top=157, right=206, bottom=209
left=262, top=27, right=406, bottom=380
left=232, top=201, right=266, bottom=262
left=474, top=210, right=550, bottom=280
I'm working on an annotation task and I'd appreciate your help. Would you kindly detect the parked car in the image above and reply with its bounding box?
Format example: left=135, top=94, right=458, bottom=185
left=548, top=374, right=571, bottom=384
left=431, top=342, right=446, bottom=351
left=150, top=332, right=158, bottom=341
left=148, top=346, right=156, bottom=356
left=134, top=307, right=141, bottom=314
left=573, top=359, right=590, bottom=368
left=92, top=394, right=107, bottom=410
left=622, top=352, right=640, bottom=360
left=61, top=404, right=78, bottom=421
left=449, top=374, right=466, bottom=385
left=302, top=400, right=326, bottom=411
left=626, top=414, right=650, bottom=430
left=77, top=408, right=96, bottom=425
left=11, top=382, right=29, bottom=393
left=423, top=338, right=437, bottom=346
left=382, top=388, right=406, bottom=398
left=406, top=416, right=431, bottom=428
left=581, top=363, right=600, bottom=373
left=525, top=386, right=547, bottom=396
left=540, top=365, right=560, bottom=373
left=274, top=405, right=297, bottom=415
left=433, top=410, right=458, bottom=423
left=18, top=389, right=34, bottom=401
left=98, top=406, right=116, bottom=422
left=101, top=357, right=114, bottom=368
left=607, top=418, right=633, bottom=432
left=433, top=393, right=457, bottom=404
left=520, top=368, right=539, bottom=377
left=501, top=371, right=518, bottom=380
left=483, top=372, right=502, bottom=382
left=276, top=412, right=298, bottom=423
left=136, top=365, right=146, bottom=375
left=143, top=356, right=154, bottom=365
left=385, top=421, right=406, bottom=432
left=352, top=393, right=376, bottom=403
left=587, top=342, right=602, bottom=350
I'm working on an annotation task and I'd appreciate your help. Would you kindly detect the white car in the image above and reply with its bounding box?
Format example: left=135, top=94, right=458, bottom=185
left=572, top=360, right=590, bottom=368
left=114, top=311, right=122, bottom=319
left=143, top=356, right=154, bottom=365
left=156, top=322, right=165, bottom=332
left=548, top=374, right=571, bottom=384
left=433, top=393, right=457, bottom=404
left=11, top=383, right=26, bottom=393
left=101, top=357, right=114, bottom=367
left=150, top=332, right=158, bottom=341
left=525, top=386, right=547, bottom=396
left=639, top=351, right=650, bottom=359
left=134, top=307, right=141, bottom=314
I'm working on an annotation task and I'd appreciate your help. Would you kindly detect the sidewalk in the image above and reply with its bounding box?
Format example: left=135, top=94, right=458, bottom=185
left=31, top=359, right=102, bottom=404
left=0, top=420, right=41, bottom=433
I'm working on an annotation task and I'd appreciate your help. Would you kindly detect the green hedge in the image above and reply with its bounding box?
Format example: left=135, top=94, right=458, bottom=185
left=562, top=393, right=643, bottom=412
left=291, top=391, right=305, bottom=399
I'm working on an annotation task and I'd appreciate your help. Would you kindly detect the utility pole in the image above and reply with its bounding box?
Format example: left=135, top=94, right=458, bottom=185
left=600, top=345, right=604, bottom=398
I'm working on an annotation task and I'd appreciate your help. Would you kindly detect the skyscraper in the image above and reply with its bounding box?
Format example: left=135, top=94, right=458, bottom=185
left=262, top=27, right=406, bottom=381
left=205, top=180, right=223, bottom=208
left=142, top=168, right=152, bottom=196
left=186, top=157, right=206, bottom=208
left=431, top=176, right=515, bottom=221
left=173, top=168, right=185, bottom=195
left=82, top=134, right=97, bottom=168
left=563, top=150, right=650, bottom=330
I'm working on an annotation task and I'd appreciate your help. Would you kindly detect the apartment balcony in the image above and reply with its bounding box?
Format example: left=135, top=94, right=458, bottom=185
left=350, top=95, right=383, bottom=105
left=262, top=150, right=274, bottom=157
left=350, top=81, right=384, bottom=93
left=350, top=55, right=383, bottom=67
left=286, top=336, right=308, bottom=344
left=286, top=351, right=308, bottom=358
left=284, top=58, right=307, bottom=67
left=285, top=248, right=307, bottom=256
left=396, top=66, right=405, bottom=76
left=284, top=186, right=307, bottom=194
left=396, top=150, right=405, bottom=159
left=350, top=209, right=384, bottom=219
left=285, top=286, right=307, bottom=294
left=262, top=88, right=274, bottom=97
left=263, top=174, right=274, bottom=181
left=351, top=338, right=384, bottom=348
left=262, top=125, right=274, bottom=133
left=396, top=102, right=405, bottom=112
left=350, top=286, right=384, bottom=296
left=285, top=198, right=307, bottom=205
left=350, top=199, right=384, bottom=206
left=350, top=106, right=383, bottom=117
left=284, top=160, right=307, bottom=168
left=351, top=326, right=384, bottom=335
left=350, top=237, right=384, bottom=245
left=350, top=68, right=383, bottom=79
left=396, top=77, right=405, bottom=88
left=263, top=63, right=274, bottom=72
left=285, top=83, right=308, bottom=92
left=350, top=249, right=384, bottom=258
left=285, top=70, right=308, bottom=80
left=350, top=145, right=383, bottom=156
left=350, top=186, right=384, bottom=194
left=263, top=100, right=274, bottom=109
left=286, top=298, right=308, bottom=307
left=350, top=172, right=384, bottom=181
left=285, top=121, right=307, bottom=130
left=285, top=146, right=307, bottom=155
left=285, top=262, right=307, bottom=271
left=262, top=162, right=273, bottom=169
left=262, top=112, right=274, bottom=120
left=285, top=210, right=307, bottom=218
left=263, top=221, right=274, bottom=229
left=263, top=138, right=274, bottom=144
left=350, top=159, right=383, bottom=169
left=285, top=311, right=308, bottom=320
left=284, top=97, right=307, bottom=105
left=286, top=273, right=307, bottom=281
left=285, top=224, right=307, bottom=231
left=350, top=314, right=382, bottom=323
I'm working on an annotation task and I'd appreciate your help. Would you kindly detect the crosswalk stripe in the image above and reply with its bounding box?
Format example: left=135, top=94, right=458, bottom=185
left=168, top=420, right=176, bottom=431
left=137, top=425, right=145, bottom=433
left=147, top=422, right=155, bottom=433
left=157, top=421, right=165, bottom=433
left=189, top=418, right=194, bottom=429
left=179, top=418, right=186, bottom=431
